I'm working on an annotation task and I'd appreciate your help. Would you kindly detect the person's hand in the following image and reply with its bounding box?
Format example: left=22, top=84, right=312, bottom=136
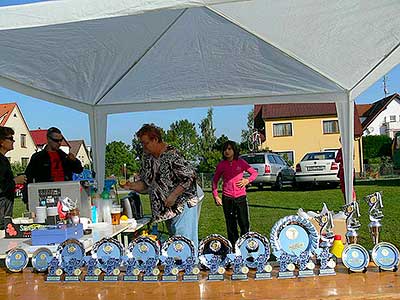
left=165, top=194, right=177, bottom=208
left=214, top=196, right=222, bottom=206
left=236, top=178, right=249, bottom=188
left=67, top=153, right=76, bottom=161
left=14, top=174, right=27, bottom=184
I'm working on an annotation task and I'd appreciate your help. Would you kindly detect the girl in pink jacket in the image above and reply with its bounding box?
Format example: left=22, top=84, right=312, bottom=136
left=212, top=140, right=257, bottom=246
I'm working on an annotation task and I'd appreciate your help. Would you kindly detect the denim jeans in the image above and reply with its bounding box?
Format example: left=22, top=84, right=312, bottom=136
left=165, top=202, right=199, bottom=252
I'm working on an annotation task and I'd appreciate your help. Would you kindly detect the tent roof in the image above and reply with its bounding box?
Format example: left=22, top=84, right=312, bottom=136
left=0, top=0, right=398, bottom=202
left=1, top=0, right=398, bottom=115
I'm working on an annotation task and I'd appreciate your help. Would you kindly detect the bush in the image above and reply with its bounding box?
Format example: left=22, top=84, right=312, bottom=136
left=363, top=135, right=392, bottom=162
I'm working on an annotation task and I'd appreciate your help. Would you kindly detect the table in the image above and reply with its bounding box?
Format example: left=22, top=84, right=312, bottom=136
left=0, top=217, right=151, bottom=259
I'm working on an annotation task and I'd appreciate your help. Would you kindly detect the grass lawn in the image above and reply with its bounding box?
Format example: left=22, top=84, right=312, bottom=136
left=13, top=178, right=400, bottom=250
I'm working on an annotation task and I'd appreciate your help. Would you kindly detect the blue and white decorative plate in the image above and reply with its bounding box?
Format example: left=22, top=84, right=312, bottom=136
left=342, top=244, right=370, bottom=272
left=32, top=247, right=53, bottom=272
left=5, top=248, right=29, bottom=272
left=161, top=235, right=195, bottom=271
left=371, top=242, right=399, bottom=271
left=236, top=232, right=270, bottom=269
left=92, top=237, right=123, bottom=272
left=127, top=236, right=160, bottom=265
left=198, top=234, right=232, bottom=268
left=270, top=215, right=320, bottom=259
left=57, top=239, right=85, bottom=271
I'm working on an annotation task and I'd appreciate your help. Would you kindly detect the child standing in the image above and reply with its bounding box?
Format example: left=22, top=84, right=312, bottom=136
left=212, top=140, right=258, bottom=247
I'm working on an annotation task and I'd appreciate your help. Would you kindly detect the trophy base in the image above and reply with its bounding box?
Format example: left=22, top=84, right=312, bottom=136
left=123, top=275, right=139, bottom=281
left=83, top=275, right=101, bottom=282
left=161, top=275, right=178, bottom=282
left=142, top=275, right=159, bottom=282
left=278, top=271, right=295, bottom=279
left=319, top=268, right=336, bottom=276
left=208, top=274, right=224, bottom=281
left=231, top=273, right=248, bottom=281
left=298, top=270, right=315, bottom=278
left=64, top=275, right=80, bottom=282
left=182, top=274, right=200, bottom=282
left=45, top=275, right=62, bottom=282
left=255, top=272, right=272, bottom=280
left=103, top=275, right=119, bottom=282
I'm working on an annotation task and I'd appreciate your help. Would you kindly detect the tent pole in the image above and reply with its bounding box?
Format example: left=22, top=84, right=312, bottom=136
left=89, top=107, right=107, bottom=193
left=336, top=93, right=355, bottom=204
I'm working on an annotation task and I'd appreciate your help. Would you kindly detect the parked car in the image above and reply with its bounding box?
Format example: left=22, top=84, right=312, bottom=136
left=240, top=152, right=296, bottom=190
left=295, top=151, right=340, bottom=188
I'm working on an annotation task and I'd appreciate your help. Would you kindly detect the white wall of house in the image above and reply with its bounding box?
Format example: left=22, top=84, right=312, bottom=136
left=364, top=98, right=400, bottom=138
left=75, top=144, right=91, bottom=168
left=4, top=106, right=36, bottom=165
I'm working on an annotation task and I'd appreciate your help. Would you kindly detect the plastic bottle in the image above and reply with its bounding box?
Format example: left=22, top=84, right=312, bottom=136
left=330, top=234, right=345, bottom=259
left=102, top=188, right=112, bottom=224
left=91, top=205, right=98, bottom=223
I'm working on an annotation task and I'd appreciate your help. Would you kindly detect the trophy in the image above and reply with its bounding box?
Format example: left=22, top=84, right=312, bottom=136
left=32, top=247, right=54, bottom=273
left=127, top=236, right=160, bottom=281
left=83, top=256, right=102, bottom=281
left=59, top=239, right=85, bottom=281
left=226, top=254, right=249, bottom=280
left=199, top=234, right=232, bottom=281
left=235, top=232, right=272, bottom=280
left=364, top=192, right=383, bottom=245
left=122, top=257, right=139, bottom=281
left=371, top=242, right=399, bottom=272
left=342, top=244, right=370, bottom=273
left=92, top=237, right=123, bottom=281
left=46, top=256, right=63, bottom=281
left=160, top=235, right=199, bottom=282
left=342, top=201, right=361, bottom=244
left=5, top=248, right=29, bottom=273
left=314, top=203, right=336, bottom=276
left=270, top=215, right=320, bottom=279
left=182, top=256, right=201, bottom=281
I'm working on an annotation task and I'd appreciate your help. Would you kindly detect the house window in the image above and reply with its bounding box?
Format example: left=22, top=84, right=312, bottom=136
left=20, top=134, right=26, bottom=148
left=273, top=123, right=292, bottom=137
left=390, top=115, right=396, bottom=122
left=21, top=157, right=29, bottom=167
left=276, top=151, right=294, bottom=164
left=323, top=120, right=339, bottom=134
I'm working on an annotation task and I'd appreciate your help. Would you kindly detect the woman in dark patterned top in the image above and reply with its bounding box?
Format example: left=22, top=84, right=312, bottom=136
left=122, top=124, right=199, bottom=248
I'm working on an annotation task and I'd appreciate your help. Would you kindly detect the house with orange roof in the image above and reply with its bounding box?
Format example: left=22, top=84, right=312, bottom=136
left=0, top=102, right=37, bottom=165
left=254, top=103, right=364, bottom=175
left=69, top=140, right=92, bottom=168
left=357, top=93, right=400, bottom=138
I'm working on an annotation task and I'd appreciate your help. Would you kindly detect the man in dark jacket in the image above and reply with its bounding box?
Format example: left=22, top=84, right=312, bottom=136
left=23, top=127, right=83, bottom=206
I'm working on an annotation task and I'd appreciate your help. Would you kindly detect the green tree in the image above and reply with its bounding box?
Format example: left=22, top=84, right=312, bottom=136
left=165, top=119, right=199, bottom=162
left=214, top=134, right=229, bottom=151
left=197, top=149, right=221, bottom=173
left=105, top=141, right=139, bottom=177
left=241, top=109, right=254, bottom=148
left=11, top=162, right=26, bottom=175
left=363, top=135, right=392, bottom=161
left=199, top=108, right=217, bottom=153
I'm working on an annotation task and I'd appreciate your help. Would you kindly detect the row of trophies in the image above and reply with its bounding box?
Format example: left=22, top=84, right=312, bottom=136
left=5, top=192, right=399, bottom=282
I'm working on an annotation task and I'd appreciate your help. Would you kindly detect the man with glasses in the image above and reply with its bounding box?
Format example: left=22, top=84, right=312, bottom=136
left=23, top=127, right=83, bottom=206
left=0, top=126, right=27, bottom=229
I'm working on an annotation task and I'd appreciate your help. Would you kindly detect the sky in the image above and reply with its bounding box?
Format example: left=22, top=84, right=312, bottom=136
left=1, top=0, right=399, bottom=146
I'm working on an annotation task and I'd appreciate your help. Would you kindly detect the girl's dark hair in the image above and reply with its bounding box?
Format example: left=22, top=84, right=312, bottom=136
left=222, top=140, right=239, bottom=160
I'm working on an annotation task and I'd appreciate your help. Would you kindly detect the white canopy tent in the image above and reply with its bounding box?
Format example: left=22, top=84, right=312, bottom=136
left=0, top=0, right=399, bottom=203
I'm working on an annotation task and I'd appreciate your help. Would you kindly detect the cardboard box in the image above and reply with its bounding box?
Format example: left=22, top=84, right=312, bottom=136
left=4, top=217, right=46, bottom=239
left=310, top=218, right=347, bottom=244
left=31, top=223, right=83, bottom=245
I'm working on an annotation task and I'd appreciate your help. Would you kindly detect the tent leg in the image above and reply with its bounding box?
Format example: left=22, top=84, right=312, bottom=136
left=89, top=108, right=107, bottom=193
left=336, top=94, right=355, bottom=204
